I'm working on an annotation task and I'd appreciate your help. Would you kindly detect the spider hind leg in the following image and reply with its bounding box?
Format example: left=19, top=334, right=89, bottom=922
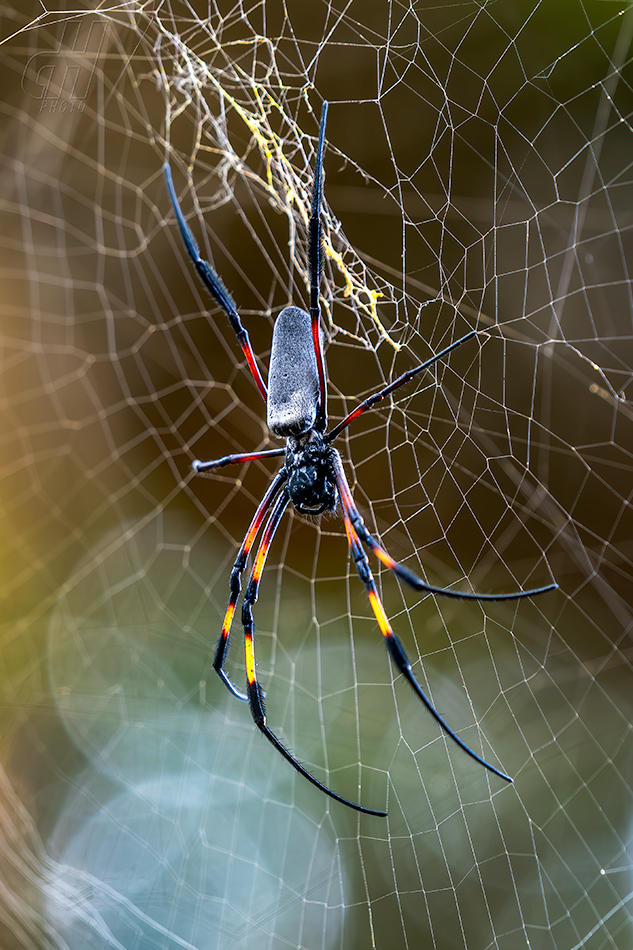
left=332, top=449, right=513, bottom=783
left=212, top=470, right=289, bottom=702
left=241, top=487, right=386, bottom=816
left=331, top=450, right=556, bottom=602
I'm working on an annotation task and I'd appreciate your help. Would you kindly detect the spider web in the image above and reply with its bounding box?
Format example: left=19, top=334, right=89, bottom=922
left=1, top=2, right=632, bottom=948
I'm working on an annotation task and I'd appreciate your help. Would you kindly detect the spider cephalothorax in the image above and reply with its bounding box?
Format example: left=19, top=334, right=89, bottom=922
left=165, top=100, right=557, bottom=816
left=285, top=434, right=336, bottom=515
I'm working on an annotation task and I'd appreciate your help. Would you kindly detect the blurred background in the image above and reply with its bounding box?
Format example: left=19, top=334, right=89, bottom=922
left=1, top=2, right=632, bottom=948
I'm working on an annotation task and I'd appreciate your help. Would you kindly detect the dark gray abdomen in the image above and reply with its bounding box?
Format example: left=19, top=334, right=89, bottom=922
left=267, top=306, right=323, bottom=437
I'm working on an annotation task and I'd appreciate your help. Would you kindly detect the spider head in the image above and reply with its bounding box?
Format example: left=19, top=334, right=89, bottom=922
left=285, top=434, right=336, bottom=515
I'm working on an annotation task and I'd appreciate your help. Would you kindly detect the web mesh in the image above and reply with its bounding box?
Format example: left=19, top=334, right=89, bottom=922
left=1, top=2, right=632, bottom=948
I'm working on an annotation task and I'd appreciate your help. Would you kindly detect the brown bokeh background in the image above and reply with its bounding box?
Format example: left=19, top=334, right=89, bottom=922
left=1, top=3, right=633, bottom=949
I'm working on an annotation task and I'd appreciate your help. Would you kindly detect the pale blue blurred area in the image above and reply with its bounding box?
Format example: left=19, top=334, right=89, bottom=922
left=43, top=517, right=347, bottom=949
left=45, top=768, right=344, bottom=950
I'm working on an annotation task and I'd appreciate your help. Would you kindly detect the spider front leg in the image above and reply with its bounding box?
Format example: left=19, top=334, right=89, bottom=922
left=211, top=469, right=289, bottom=701
left=164, top=163, right=268, bottom=401
left=338, top=490, right=513, bottom=784
left=241, top=486, right=386, bottom=816
left=308, top=101, right=329, bottom=432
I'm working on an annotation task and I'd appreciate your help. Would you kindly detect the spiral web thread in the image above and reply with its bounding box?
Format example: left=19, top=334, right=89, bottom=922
left=1, top=3, right=633, bottom=949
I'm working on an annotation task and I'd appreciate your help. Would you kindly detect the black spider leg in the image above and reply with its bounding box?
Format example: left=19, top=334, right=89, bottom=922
left=309, top=101, right=329, bottom=432
left=213, top=468, right=289, bottom=701
left=326, top=331, right=478, bottom=443
left=242, top=486, right=387, bottom=817
left=326, top=334, right=557, bottom=600
left=193, top=447, right=285, bottom=473
left=164, top=163, right=268, bottom=401
left=332, top=449, right=556, bottom=601
left=332, top=450, right=512, bottom=784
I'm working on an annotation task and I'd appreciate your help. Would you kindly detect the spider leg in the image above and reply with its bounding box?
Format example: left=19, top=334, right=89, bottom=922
left=309, top=102, right=329, bottom=432
left=164, top=163, right=268, bottom=402
left=326, top=331, right=477, bottom=443
left=213, top=469, right=289, bottom=701
left=331, top=450, right=557, bottom=601
left=242, top=486, right=386, bottom=816
left=193, top=447, right=285, bottom=473
left=340, top=499, right=513, bottom=784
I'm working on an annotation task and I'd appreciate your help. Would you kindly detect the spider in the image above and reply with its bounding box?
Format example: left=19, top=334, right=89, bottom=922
left=164, top=101, right=556, bottom=816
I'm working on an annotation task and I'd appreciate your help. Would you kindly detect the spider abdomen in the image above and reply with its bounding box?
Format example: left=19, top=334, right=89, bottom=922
left=267, top=306, right=324, bottom=438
